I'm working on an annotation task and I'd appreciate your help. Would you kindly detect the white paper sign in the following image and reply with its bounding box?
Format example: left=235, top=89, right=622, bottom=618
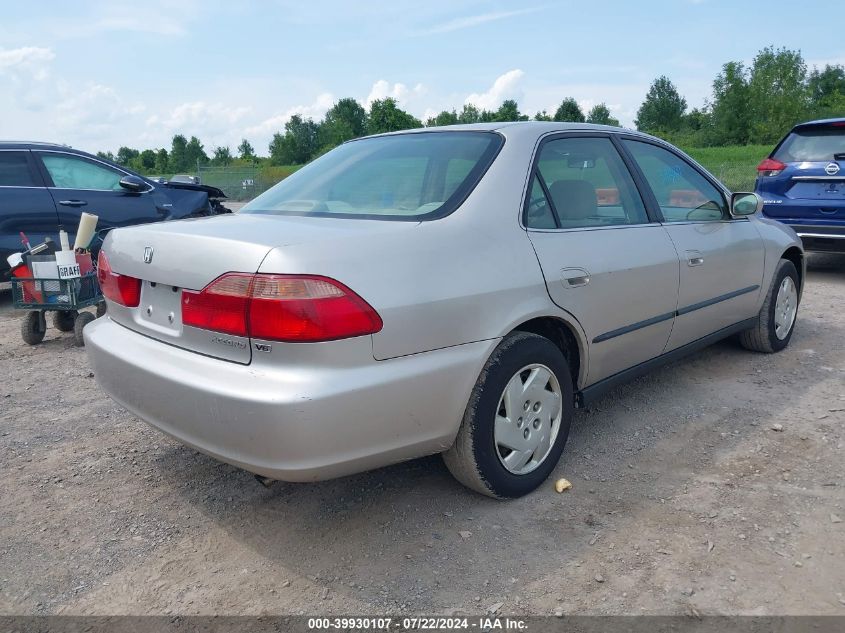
left=55, top=250, right=80, bottom=280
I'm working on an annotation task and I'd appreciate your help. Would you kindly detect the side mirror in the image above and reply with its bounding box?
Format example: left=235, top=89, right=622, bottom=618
left=119, top=175, right=149, bottom=192
left=730, top=192, right=763, bottom=216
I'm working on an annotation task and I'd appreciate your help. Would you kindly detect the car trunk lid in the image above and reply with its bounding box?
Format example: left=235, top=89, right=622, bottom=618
left=103, top=215, right=284, bottom=363
left=101, top=213, right=416, bottom=363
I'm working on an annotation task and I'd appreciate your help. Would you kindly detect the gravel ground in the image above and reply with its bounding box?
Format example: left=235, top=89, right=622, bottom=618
left=1, top=254, right=844, bottom=616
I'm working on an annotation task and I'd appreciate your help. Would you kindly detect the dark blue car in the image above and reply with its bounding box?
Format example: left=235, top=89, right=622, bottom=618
left=755, top=118, right=845, bottom=253
left=0, top=142, right=229, bottom=280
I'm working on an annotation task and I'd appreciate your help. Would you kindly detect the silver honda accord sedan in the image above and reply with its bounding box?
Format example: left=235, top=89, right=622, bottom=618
left=85, top=122, right=804, bottom=498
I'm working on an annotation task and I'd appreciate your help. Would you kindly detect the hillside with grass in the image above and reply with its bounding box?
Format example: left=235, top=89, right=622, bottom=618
left=683, top=144, right=771, bottom=191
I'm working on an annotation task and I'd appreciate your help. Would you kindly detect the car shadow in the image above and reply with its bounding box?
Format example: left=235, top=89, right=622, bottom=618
left=806, top=252, right=845, bottom=281
left=150, top=312, right=841, bottom=610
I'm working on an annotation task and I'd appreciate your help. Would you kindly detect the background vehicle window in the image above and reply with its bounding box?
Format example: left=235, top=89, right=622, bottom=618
left=773, top=127, right=845, bottom=162
left=41, top=154, right=123, bottom=191
left=533, top=137, right=648, bottom=229
left=242, top=132, right=502, bottom=220
left=0, top=152, right=37, bottom=187
left=623, top=140, right=727, bottom=223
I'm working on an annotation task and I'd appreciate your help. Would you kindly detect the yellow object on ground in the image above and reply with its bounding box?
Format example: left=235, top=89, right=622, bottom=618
left=555, top=478, right=572, bottom=493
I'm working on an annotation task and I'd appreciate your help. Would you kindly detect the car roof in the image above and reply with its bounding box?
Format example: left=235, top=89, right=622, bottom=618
left=792, top=117, right=845, bottom=129
left=361, top=120, right=662, bottom=143
left=0, top=141, right=83, bottom=151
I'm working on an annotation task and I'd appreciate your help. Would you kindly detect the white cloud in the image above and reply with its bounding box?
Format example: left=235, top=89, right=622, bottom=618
left=418, top=8, right=542, bottom=35
left=0, top=47, right=57, bottom=113
left=244, top=92, right=335, bottom=140
left=0, top=46, right=55, bottom=72
left=365, top=80, right=425, bottom=108
left=151, top=102, right=253, bottom=130
left=464, top=69, right=525, bottom=110
left=141, top=101, right=255, bottom=150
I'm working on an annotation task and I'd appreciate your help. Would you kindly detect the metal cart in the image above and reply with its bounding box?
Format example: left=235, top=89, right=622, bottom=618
left=10, top=273, right=106, bottom=346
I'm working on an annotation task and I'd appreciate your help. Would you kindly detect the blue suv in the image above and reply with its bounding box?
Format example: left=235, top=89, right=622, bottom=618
left=755, top=118, right=845, bottom=253
left=0, top=142, right=230, bottom=280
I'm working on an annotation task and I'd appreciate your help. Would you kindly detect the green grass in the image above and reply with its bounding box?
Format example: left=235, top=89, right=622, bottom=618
left=680, top=144, right=771, bottom=191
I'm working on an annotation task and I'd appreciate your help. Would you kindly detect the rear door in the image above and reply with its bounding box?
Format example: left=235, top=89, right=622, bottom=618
left=34, top=150, right=162, bottom=239
left=524, top=134, right=680, bottom=385
left=621, top=138, right=765, bottom=351
left=0, top=149, right=59, bottom=277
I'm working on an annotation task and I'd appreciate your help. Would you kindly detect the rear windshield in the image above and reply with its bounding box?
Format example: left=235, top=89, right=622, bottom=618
left=241, top=131, right=503, bottom=221
left=773, top=126, right=845, bottom=162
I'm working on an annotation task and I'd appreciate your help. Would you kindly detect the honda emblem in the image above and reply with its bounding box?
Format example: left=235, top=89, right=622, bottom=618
left=143, top=246, right=154, bottom=264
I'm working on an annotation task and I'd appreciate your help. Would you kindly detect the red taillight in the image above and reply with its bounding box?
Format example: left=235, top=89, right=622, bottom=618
left=181, top=273, right=383, bottom=343
left=96, top=250, right=141, bottom=307
left=181, top=273, right=252, bottom=336
left=757, top=157, right=786, bottom=177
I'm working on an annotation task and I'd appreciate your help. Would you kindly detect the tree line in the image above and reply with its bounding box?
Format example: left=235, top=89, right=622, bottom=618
left=99, top=45, right=844, bottom=173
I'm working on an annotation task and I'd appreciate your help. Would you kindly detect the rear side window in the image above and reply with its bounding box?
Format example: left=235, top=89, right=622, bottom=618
left=773, top=126, right=845, bottom=162
left=0, top=152, right=37, bottom=187
left=526, top=136, right=648, bottom=229
left=623, top=140, right=727, bottom=223
left=40, top=153, right=124, bottom=190
left=242, top=132, right=503, bottom=221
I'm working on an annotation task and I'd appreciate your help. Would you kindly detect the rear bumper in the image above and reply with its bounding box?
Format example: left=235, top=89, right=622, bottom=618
left=760, top=215, right=845, bottom=253
left=85, top=317, right=494, bottom=481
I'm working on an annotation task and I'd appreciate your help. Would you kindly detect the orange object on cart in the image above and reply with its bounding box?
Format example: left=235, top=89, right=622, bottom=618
left=76, top=252, right=94, bottom=275
left=11, top=264, right=42, bottom=303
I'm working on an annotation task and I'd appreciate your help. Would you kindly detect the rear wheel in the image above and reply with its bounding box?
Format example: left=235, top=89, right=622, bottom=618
left=21, top=311, right=46, bottom=345
left=443, top=332, right=574, bottom=498
left=74, top=312, right=95, bottom=347
left=740, top=259, right=799, bottom=353
left=52, top=310, right=78, bottom=332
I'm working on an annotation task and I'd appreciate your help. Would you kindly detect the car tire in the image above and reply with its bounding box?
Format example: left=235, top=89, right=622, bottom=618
left=53, top=310, right=78, bottom=332
left=443, top=331, right=574, bottom=499
left=21, top=311, right=46, bottom=346
left=96, top=301, right=107, bottom=318
left=739, top=259, right=799, bottom=353
left=74, top=312, right=95, bottom=347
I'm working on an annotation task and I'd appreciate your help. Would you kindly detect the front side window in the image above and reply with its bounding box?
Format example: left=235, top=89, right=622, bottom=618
left=623, top=140, right=727, bottom=223
left=0, top=152, right=37, bottom=187
left=242, top=132, right=503, bottom=221
left=527, top=136, right=648, bottom=229
left=40, top=153, right=123, bottom=191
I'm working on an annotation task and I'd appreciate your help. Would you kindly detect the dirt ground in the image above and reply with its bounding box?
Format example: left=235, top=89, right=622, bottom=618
left=1, top=254, right=844, bottom=617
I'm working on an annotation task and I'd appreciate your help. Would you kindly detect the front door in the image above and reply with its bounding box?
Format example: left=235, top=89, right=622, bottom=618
left=621, top=139, right=765, bottom=351
left=524, top=134, right=681, bottom=384
left=34, top=151, right=161, bottom=242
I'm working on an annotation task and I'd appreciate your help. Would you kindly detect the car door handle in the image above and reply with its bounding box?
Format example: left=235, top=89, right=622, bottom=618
left=561, top=267, right=590, bottom=288
left=58, top=200, right=87, bottom=207
left=685, top=251, right=704, bottom=267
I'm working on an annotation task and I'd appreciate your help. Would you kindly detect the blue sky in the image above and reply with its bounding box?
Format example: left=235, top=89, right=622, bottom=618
left=1, top=0, right=842, bottom=155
